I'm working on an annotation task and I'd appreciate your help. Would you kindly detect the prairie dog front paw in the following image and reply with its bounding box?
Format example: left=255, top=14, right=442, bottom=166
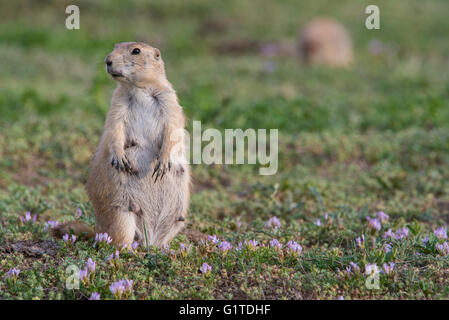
left=111, top=152, right=138, bottom=175
left=152, top=156, right=171, bottom=182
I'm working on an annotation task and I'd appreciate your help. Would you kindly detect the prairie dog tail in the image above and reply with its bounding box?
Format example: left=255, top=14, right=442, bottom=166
left=51, top=221, right=95, bottom=240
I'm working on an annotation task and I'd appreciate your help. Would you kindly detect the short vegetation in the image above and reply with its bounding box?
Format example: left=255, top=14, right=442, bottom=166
left=0, top=0, right=448, bottom=299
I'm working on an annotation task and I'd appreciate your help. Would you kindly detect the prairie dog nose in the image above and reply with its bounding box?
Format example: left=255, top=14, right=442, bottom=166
left=105, top=55, right=112, bottom=66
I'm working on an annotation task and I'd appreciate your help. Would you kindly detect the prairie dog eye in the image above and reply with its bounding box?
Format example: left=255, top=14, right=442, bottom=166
left=131, top=48, right=141, bottom=55
left=154, top=49, right=160, bottom=60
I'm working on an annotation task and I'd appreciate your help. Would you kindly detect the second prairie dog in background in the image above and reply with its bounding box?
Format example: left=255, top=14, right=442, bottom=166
left=298, top=18, right=353, bottom=67
left=53, top=42, right=190, bottom=247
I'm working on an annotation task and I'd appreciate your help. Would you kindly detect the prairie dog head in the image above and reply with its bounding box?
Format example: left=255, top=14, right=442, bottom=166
left=298, top=18, right=353, bottom=67
left=105, top=42, right=166, bottom=87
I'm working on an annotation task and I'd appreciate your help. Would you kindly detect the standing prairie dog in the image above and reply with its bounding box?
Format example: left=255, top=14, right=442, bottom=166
left=53, top=42, right=190, bottom=248
left=298, top=18, right=353, bottom=67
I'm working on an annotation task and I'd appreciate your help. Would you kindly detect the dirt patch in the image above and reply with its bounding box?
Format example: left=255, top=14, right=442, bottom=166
left=213, top=39, right=260, bottom=55
left=12, top=154, right=50, bottom=187
left=197, top=18, right=230, bottom=36
left=191, top=174, right=232, bottom=193
left=213, top=39, right=296, bottom=57
left=0, top=240, right=60, bottom=258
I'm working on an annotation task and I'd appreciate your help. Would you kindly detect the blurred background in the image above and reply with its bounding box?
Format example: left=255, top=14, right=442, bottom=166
left=1, top=0, right=448, bottom=130
left=0, top=0, right=448, bottom=228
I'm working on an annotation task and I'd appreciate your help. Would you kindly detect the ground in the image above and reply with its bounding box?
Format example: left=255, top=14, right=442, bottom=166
left=0, top=0, right=449, bottom=299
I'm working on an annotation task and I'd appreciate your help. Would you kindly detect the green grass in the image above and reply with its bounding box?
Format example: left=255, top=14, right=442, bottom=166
left=1, top=0, right=449, bottom=299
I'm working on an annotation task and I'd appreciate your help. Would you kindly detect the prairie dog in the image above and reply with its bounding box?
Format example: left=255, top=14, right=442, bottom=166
left=298, top=18, right=353, bottom=67
left=53, top=42, right=190, bottom=248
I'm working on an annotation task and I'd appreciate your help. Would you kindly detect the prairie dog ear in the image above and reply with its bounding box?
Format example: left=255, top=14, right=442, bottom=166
left=154, top=48, right=161, bottom=60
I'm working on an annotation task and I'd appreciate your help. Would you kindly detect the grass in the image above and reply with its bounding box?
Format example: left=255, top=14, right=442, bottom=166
left=1, top=0, right=449, bottom=299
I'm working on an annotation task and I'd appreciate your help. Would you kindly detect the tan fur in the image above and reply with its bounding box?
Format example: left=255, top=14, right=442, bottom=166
left=53, top=42, right=190, bottom=248
left=298, top=18, right=353, bottom=67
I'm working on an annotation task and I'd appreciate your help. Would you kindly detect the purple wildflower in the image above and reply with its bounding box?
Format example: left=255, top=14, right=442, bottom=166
left=200, top=263, right=212, bottom=275
left=356, top=234, right=365, bottom=248
left=77, top=258, right=96, bottom=285
left=107, top=250, right=120, bottom=263
left=422, top=235, right=429, bottom=245
left=109, top=279, right=133, bottom=299
left=131, top=241, right=139, bottom=251
left=162, top=244, right=176, bottom=256
left=364, top=263, right=379, bottom=276
left=79, top=268, right=89, bottom=283
left=95, top=233, right=112, bottom=246
left=122, top=279, right=134, bottom=291
left=434, top=226, right=447, bottom=240
left=377, top=211, right=389, bottom=224
left=86, top=258, right=96, bottom=273
left=314, top=219, right=322, bottom=226
left=395, top=227, right=409, bottom=240
left=20, top=211, right=37, bottom=223
left=76, top=208, right=83, bottom=217
left=236, top=220, right=242, bottom=229
left=383, top=243, right=392, bottom=253
left=179, top=242, right=189, bottom=257
left=6, top=267, right=20, bottom=279
left=265, top=216, right=281, bottom=230
left=236, top=242, right=243, bottom=251
left=287, top=240, right=302, bottom=255
left=269, top=239, right=283, bottom=249
left=436, top=242, right=449, bottom=255
left=366, top=216, right=381, bottom=231
left=382, top=262, right=395, bottom=275
left=207, top=235, right=219, bottom=245
left=89, top=292, right=100, bottom=300
left=349, top=262, right=360, bottom=273
left=382, top=228, right=395, bottom=239
left=218, top=241, right=232, bottom=253
left=109, top=281, right=125, bottom=296
left=62, top=233, right=77, bottom=245
left=23, top=212, right=31, bottom=221
left=245, top=239, right=258, bottom=250
left=44, top=220, right=59, bottom=231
